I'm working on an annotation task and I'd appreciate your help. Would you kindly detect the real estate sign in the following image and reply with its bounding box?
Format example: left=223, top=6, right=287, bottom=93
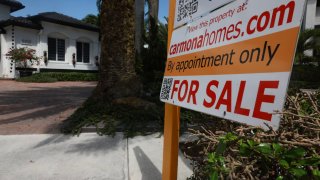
left=160, top=0, right=307, bottom=130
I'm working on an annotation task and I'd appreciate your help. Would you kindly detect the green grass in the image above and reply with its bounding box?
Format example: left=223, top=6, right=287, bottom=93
left=17, top=72, right=99, bottom=83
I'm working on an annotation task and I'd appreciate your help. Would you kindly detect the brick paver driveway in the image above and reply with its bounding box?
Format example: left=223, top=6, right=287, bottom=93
left=0, top=81, right=97, bottom=135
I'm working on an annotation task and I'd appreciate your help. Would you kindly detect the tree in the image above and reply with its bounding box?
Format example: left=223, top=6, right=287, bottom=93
left=82, top=14, right=99, bottom=26
left=147, top=0, right=159, bottom=24
left=296, top=29, right=320, bottom=65
left=135, top=0, right=145, bottom=56
left=142, top=18, right=168, bottom=79
left=94, top=0, right=141, bottom=100
left=96, top=0, right=159, bottom=57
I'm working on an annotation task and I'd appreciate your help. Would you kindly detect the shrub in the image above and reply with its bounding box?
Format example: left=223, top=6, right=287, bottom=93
left=41, top=72, right=98, bottom=81
left=6, top=48, right=41, bottom=70
left=17, top=75, right=57, bottom=83
left=183, top=91, right=320, bottom=179
left=291, top=65, right=320, bottom=83
left=17, top=72, right=98, bottom=82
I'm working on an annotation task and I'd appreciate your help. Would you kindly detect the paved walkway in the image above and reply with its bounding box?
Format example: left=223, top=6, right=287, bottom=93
left=0, top=133, right=193, bottom=180
left=0, top=81, right=97, bottom=135
left=0, top=81, right=194, bottom=179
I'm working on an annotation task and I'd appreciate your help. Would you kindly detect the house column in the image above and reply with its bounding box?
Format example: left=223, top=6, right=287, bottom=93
left=2, top=25, right=16, bottom=79
left=68, top=39, right=76, bottom=65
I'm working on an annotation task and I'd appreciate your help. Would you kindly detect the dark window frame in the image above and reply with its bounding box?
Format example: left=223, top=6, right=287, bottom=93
left=76, top=41, right=90, bottom=63
left=48, top=37, right=65, bottom=61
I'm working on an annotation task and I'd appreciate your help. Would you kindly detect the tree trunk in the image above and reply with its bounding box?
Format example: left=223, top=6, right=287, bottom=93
left=147, top=0, right=159, bottom=22
left=135, top=0, right=144, bottom=55
left=95, top=0, right=142, bottom=101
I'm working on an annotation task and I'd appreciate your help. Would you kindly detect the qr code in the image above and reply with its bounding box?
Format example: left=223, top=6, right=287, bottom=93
left=160, top=78, right=173, bottom=100
left=177, top=0, right=199, bottom=22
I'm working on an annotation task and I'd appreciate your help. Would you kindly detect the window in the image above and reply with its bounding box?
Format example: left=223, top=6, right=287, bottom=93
left=48, top=38, right=65, bottom=61
left=76, top=42, right=90, bottom=63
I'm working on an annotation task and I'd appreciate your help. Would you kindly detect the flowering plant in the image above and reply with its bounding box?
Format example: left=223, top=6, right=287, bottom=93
left=6, top=47, right=41, bottom=70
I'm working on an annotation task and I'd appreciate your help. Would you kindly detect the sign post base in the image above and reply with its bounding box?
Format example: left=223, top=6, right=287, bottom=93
left=162, top=104, right=180, bottom=180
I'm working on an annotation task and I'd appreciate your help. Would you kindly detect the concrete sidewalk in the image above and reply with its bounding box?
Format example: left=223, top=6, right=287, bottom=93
left=0, top=133, right=193, bottom=180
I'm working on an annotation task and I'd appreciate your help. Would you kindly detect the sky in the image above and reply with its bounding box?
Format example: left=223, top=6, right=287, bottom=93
left=12, top=0, right=169, bottom=22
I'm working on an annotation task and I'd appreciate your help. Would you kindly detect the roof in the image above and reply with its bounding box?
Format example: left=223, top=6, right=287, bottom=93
left=30, top=12, right=99, bottom=32
left=0, top=16, right=43, bottom=30
left=0, top=0, right=24, bottom=12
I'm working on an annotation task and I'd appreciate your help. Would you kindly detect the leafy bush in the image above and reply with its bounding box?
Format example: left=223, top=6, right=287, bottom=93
left=17, top=72, right=98, bottom=82
left=6, top=47, right=41, bottom=70
left=17, top=75, right=57, bottom=83
left=289, top=81, right=320, bottom=94
left=42, top=72, right=98, bottom=81
left=291, top=65, right=320, bottom=83
left=183, top=91, right=320, bottom=179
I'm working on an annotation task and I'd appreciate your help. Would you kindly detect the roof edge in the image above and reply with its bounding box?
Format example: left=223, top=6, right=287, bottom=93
left=30, top=13, right=99, bottom=33
left=40, top=18, right=99, bottom=32
left=0, top=1, right=25, bottom=13
left=0, top=18, right=43, bottom=30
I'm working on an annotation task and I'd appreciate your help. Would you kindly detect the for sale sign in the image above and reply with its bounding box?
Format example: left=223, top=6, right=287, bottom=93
left=160, top=0, right=307, bottom=130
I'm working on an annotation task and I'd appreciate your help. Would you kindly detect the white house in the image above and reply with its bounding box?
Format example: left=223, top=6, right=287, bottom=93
left=0, top=0, right=100, bottom=79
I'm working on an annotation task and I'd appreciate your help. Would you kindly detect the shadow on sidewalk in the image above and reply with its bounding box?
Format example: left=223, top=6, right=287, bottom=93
left=133, top=146, right=162, bottom=180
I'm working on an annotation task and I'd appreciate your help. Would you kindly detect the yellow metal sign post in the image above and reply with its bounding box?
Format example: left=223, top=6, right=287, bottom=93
left=162, top=1, right=180, bottom=180
left=162, top=104, right=180, bottom=180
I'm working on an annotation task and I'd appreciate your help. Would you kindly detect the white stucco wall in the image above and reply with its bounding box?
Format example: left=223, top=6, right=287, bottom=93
left=305, top=0, right=320, bottom=29
left=0, top=4, right=14, bottom=78
left=306, top=0, right=317, bottom=29
left=15, top=26, right=39, bottom=50
left=1, top=26, right=15, bottom=78
left=0, top=34, right=5, bottom=76
left=0, top=4, right=10, bottom=21
left=39, top=21, right=100, bottom=71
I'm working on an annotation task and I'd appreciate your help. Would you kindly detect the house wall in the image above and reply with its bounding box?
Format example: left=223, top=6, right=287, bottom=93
left=1, top=26, right=16, bottom=78
left=0, top=4, right=10, bottom=21
left=0, top=4, right=10, bottom=78
left=305, top=0, right=320, bottom=29
left=38, top=21, right=100, bottom=71
left=0, top=34, right=4, bottom=77
left=306, top=0, right=317, bottom=29
left=14, top=26, right=40, bottom=75
left=15, top=27, right=39, bottom=50
left=304, top=0, right=319, bottom=57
